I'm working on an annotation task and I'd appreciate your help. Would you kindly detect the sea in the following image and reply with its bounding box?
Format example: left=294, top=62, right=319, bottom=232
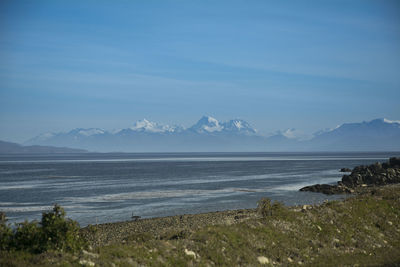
left=0, top=152, right=398, bottom=226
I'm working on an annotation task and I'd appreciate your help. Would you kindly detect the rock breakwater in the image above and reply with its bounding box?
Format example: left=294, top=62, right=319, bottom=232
left=300, top=157, right=400, bottom=195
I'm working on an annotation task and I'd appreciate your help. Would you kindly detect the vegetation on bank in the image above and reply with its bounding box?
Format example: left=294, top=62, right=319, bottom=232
left=1, top=186, right=400, bottom=266
left=0, top=204, right=85, bottom=254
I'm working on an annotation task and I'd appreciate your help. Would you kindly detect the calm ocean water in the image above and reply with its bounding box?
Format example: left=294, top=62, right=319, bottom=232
left=0, top=152, right=398, bottom=226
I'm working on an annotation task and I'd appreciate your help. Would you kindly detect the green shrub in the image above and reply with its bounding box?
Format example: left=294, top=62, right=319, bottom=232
left=0, top=205, right=85, bottom=253
left=0, top=212, right=13, bottom=251
left=13, top=220, right=41, bottom=252
left=257, top=198, right=286, bottom=217
left=40, top=204, right=84, bottom=252
left=257, top=198, right=273, bottom=217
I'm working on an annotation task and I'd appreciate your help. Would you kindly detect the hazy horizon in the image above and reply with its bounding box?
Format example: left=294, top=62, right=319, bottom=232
left=5, top=115, right=400, bottom=144
left=1, top=1, right=400, bottom=143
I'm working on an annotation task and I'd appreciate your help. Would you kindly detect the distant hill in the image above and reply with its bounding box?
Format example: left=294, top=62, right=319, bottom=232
left=261, top=118, right=400, bottom=152
left=0, top=140, right=87, bottom=154
left=305, top=118, right=400, bottom=151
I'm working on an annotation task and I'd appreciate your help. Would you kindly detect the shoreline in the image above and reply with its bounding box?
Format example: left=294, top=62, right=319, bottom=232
left=80, top=183, right=385, bottom=248
left=3, top=181, right=400, bottom=266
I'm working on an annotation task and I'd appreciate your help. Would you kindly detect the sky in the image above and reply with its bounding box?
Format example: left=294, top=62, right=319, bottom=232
left=1, top=0, right=400, bottom=143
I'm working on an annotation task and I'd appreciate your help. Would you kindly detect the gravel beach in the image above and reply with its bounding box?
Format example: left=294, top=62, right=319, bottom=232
left=81, top=208, right=259, bottom=247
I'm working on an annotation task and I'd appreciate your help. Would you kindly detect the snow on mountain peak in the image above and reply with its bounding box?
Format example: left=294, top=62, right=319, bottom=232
left=234, top=120, right=243, bottom=129
left=190, top=116, right=257, bottom=134
left=67, top=128, right=105, bottom=137
left=191, top=116, right=223, bottom=133
left=129, top=119, right=182, bottom=133
left=282, top=128, right=297, bottom=139
left=222, top=119, right=257, bottom=134
left=78, top=128, right=105, bottom=136
left=130, top=119, right=163, bottom=133
left=200, top=116, right=220, bottom=126
left=383, top=118, right=400, bottom=124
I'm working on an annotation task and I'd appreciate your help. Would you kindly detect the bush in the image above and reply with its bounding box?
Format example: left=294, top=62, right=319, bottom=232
left=13, top=220, right=41, bottom=252
left=0, top=205, right=85, bottom=253
left=257, top=198, right=286, bottom=217
left=40, top=204, right=84, bottom=252
left=0, top=212, right=12, bottom=251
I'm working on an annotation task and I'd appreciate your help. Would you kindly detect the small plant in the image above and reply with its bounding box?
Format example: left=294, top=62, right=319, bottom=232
left=257, top=198, right=286, bottom=217
left=87, top=224, right=98, bottom=234
left=257, top=198, right=273, bottom=217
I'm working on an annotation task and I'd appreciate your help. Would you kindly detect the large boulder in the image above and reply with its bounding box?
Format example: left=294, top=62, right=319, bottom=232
left=389, top=157, right=400, bottom=168
left=341, top=157, right=400, bottom=187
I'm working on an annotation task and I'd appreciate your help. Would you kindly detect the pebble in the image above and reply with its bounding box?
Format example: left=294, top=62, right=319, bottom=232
left=184, top=248, right=197, bottom=259
left=79, top=259, right=95, bottom=266
left=257, top=256, right=270, bottom=264
left=82, top=250, right=99, bottom=258
left=302, top=205, right=310, bottom=211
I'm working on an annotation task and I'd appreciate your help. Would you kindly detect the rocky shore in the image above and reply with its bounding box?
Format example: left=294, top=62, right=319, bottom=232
left=300, top=157, right=400, bottom=195
left=81, top=208, right=259, bottom=248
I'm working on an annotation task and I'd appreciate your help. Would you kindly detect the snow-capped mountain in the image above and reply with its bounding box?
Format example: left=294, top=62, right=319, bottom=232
left=189, top=116, right=224, bottom=133
left=129, top=119, right=183, bottom=133
left=114, top=119, right=183, bottom=134
left=23, top=117, right=400, bottom=152
left=222, top=119, right=257, bottom=135
left=24, top=116, right=260, bottom=152
left=189, top=116, right=257, bottom=135
left=67, top=128, right=106, bottom=137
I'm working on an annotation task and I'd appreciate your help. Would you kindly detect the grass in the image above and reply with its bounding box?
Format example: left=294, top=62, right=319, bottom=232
left=1, top=185, right=400, bottom=266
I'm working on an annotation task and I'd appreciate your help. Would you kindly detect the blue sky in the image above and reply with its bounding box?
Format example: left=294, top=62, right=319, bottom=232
left=1, top=0, right=400, bottom=142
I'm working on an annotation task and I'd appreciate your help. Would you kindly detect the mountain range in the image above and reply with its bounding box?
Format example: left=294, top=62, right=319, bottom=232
left=22, top=116, right=400, bottom=152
